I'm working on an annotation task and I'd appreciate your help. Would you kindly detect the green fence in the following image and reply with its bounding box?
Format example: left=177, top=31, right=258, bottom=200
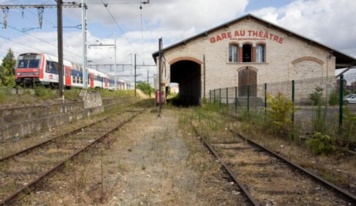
left=209, top=75, right=356, bottom=137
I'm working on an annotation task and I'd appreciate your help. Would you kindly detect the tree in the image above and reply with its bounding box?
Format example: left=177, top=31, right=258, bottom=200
left=136, top=81, right=154, bottom=97
left=0, top=49, right=16, bottom=87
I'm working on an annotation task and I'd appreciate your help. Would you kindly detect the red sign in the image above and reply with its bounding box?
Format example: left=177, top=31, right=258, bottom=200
left=210, top=29, right=284, bottom=44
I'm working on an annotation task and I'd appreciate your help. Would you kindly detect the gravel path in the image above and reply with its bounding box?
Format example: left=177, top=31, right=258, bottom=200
left=18, top=108, right=242, bottom=205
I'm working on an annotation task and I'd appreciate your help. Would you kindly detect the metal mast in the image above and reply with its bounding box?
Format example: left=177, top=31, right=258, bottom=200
left=82, top=0, right=88, bottom=89
left=57, top=0, right=64, bottom=98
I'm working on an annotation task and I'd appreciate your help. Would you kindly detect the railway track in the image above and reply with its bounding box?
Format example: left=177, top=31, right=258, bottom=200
left=191, top=122, right=356, bottom=205
left=0, top=109, right=144, bottom=205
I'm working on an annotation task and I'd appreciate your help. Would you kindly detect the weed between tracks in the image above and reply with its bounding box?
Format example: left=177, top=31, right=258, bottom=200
left=6, top=101, right=356, bottom=205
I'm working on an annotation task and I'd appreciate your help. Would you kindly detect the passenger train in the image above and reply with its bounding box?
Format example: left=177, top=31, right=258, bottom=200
left=15, top=52, right=128, bottom=90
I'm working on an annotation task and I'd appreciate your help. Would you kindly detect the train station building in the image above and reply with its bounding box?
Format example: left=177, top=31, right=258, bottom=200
left=153, top=14, right=356, bottom=105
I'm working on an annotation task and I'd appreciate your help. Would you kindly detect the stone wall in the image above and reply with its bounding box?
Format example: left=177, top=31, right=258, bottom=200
left=0, top=92, right=108, bottom=142
left=157, top=16, right=336, bottom=100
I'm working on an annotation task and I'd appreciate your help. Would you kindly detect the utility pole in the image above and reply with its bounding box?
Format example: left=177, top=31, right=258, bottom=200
left=114, top=32, right=117, bottom=90
left=82, top=0, right=88, bottom=89
left=134, top=53, right=137, bottom=97
left=158, top=38, right=163, bottom=116
left=147, top=69, right=149, bottom=83
left=57, top=0, right=64, bottom=98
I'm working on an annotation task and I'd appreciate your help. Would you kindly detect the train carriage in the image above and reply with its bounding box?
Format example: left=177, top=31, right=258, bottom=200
left=87, top=68, right=109, bottom=89
left=15, top=52, right=123, bottom=90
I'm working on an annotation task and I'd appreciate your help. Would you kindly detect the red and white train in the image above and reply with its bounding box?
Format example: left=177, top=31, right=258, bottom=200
left=15, top=52, right=128, bottom=90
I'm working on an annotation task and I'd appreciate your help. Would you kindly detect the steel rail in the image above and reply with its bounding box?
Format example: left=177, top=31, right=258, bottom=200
left=232, top=130, right=356, bottom=204
left=0, top=112, right=125, bottom=163
left=0, top=109, right=144, bottom=206
left=190, top=122, right=260, bottom=206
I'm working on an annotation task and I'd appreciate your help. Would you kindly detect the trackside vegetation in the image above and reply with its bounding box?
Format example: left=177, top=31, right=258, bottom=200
left=0, top=49, right=16, bottom=87
left=136, top=81, right=154, bottom=97
left=209, top=90, right=356, bottom=156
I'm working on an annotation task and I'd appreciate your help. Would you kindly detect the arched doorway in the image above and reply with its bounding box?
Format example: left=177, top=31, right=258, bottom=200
left=238, top=67, right=257, bottom=97
left=170, top=60, right=201, bottom=106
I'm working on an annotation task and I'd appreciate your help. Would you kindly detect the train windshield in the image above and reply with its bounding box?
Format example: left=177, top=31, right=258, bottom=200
left=17, top=53, right=41, bottom=69
left=18, top=59, right=40, bottom=69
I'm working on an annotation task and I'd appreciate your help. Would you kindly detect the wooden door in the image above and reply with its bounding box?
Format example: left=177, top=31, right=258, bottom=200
left=238, top=67, right=257, bottom=97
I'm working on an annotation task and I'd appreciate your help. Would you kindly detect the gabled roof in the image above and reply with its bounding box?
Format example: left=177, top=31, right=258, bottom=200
left=152, top=13, right=356, bottom=69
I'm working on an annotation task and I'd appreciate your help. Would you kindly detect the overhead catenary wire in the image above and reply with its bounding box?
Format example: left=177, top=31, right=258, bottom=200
left=140, top=4, right=144, bottom=64
left=97, top=0, right=149, bottom=65
left=0, top=21, right=83, bottom=59
left=99, top=0, right=134, bottom=52
left=84, top=0, right=149, bottom=5
left=0, top=0, right=151, bottom=70
left=0, top=35, right=52, bottom=55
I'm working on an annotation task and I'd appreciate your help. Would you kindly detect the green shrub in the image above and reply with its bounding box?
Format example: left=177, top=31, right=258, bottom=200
left=312, top=105, right=327, bottom=133
left=328, top=91, right=339, bottom=106
left=34, top=86, right=54, bottom=100
left=309, top=86, right=323, bottom=106
left=64, top=89, right=81, bottom=100
left=306, top=132, right=335, bottom=155
left=266, top=93, right=296, bottom=137
left=342, top=107, right=356, bottom=142
left=136, top=82, right=154, bottom=97
left=0, top=88, right=6, bottom=102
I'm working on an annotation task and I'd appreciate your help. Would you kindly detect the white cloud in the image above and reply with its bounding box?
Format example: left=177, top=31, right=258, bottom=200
left=1, top=0, right=356, bottom=83
left=251, top=0, right=356, bottom=57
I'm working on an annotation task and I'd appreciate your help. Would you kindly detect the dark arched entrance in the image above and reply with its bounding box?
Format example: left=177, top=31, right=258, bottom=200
left=170, top=60, right=201, bottom=106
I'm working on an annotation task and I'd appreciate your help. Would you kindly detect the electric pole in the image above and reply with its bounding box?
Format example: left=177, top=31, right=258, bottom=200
left=57, top=0, right=64, bottom=98
left=134, top=53, right=137, bottom=96
left=158, top=38, right=163, bottom=116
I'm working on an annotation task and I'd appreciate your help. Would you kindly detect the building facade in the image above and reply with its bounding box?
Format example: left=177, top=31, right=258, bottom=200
left=153, top=14, right=356, bottom=105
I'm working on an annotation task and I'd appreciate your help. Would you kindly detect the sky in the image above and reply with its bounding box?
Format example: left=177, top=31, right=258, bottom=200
left=0, top=0, right=356, bottom=85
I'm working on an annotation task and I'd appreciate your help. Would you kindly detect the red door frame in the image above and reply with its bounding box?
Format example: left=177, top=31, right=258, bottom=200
left=65, top=66, right=71, bottom=86
left=89, top=73, right=94, bottom=88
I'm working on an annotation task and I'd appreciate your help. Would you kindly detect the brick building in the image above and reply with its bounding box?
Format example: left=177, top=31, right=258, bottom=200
left=153, top=14, right=356, bottom=105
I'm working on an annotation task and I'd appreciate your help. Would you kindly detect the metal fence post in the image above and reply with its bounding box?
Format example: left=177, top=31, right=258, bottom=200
left=292, top=80, right=295, bottom=124
left=247, top=85, right=250, bottom=114
left=226, top=87, right=229, bottom=107
left=214, top=89, right=216, bottom=104
left=339, top=74, right=344, bottom=133
left=235, top=86, right=238, bottom=115
left=219, top=88, right=221, bottom=108
left=264, top=83, right=267, bottom=120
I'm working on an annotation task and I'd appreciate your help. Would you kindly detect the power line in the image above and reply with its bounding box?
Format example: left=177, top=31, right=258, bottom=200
left=0, top=34, right=54, bottom=54
left=99, top=0, right=133, bottom=51
left=0, top=21, right=83, bottom=59
left=84, top=0, right=149, bottom=5
left=140, top=4, right=143, bottom=61
left=98, top=0, right=149, bottom=59
left=0, top=2, right=81, bottom=9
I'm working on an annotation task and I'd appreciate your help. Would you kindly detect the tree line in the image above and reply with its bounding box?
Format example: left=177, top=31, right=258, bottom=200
left=0, top=49, right=16, bottom=87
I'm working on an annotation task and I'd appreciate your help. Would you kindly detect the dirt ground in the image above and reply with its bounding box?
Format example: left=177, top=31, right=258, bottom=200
left=11, top=104, right=356, bottom=205
left=18, top=108, right=244, bottom=205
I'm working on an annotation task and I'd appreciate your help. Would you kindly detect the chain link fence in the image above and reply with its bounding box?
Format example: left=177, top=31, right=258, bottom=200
left=209, top=75, right=356, bottom=137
